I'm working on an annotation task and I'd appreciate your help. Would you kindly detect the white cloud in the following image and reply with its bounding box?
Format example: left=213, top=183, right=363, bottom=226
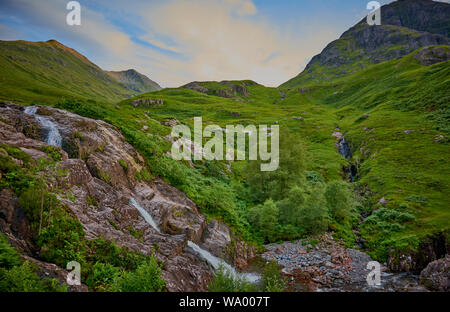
left=0, top=0, right=341, bottom=88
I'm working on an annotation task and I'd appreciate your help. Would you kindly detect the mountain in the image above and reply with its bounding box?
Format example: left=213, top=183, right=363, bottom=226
left=0, top=0, right=449, bottom=293
left=281, top=0, right=450, bottom=88
left=0, top=40, right=160, bottom=104
left=106, top=69, right=161, bottom=93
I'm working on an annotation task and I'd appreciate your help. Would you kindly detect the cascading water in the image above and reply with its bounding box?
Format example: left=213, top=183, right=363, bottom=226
left=187, top=241, right=260, bottom=283
left=338, top=137, right=352, bottom=159
left=129, top=197, right=161, bottom=233
left=129, top=197, right=259, bottom=283
left=24, top=106, right=62, bottom=147
left=338, top=137, right=357, bottom=182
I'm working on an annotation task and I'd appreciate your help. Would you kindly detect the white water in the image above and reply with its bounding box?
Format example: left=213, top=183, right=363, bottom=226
left=129, top=197, right=161, bottom=233
left=187, top=241, right=260, bottom=283
left=24, top=106, right=62, bottom=147
left=130, top=199, right=260, bottom=283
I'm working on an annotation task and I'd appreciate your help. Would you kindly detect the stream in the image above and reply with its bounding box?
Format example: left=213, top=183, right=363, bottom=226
left=129, top=197, right=261, bottom=283
left=24, top=106, right=62, bottom=147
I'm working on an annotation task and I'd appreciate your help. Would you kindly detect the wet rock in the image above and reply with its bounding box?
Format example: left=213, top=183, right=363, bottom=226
left=200, top=220, right=231, bottom=258
left=419, top=255, right=449, bottom=291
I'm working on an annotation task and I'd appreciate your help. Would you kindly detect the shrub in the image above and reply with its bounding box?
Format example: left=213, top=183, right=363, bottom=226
left=208, top=266, right=258, bottom=292
left=110, top=257, right=165, bottom=292
left=261, top=261, right=286, bottom=292
left=0, top=261, right=67, bottom=292
left=325, top=180, right=353, bottom=223
left=37, top=207, right=86, bottom=267
left=85, top=262, right=120, bottom=291
left=298, top=186, right=329, bottom=235
left=0, top=234, right=21, bottom=269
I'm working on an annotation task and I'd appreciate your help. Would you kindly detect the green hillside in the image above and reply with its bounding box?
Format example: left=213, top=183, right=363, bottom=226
left=55, top=45, right=445, bottom=262
left=0, top=40, right=158, bottom=104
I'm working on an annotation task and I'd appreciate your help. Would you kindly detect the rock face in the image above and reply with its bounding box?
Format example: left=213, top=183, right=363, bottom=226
left=413, top=46, right=450, bottom=65
left=0, top=102, right=256, bottom=292
left=281, top=0, right=450, bottom=87
left=419, top=255, right=449, bottom=291
left=386, top=232, right=448, bottom=272
left=183, top=81, right=252, bottom=98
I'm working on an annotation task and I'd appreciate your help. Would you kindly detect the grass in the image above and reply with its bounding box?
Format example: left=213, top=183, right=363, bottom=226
left=0, top=38, right=448, bottom=264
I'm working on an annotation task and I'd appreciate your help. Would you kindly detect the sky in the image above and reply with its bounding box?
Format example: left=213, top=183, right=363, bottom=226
left=0, top=0, right=401, bottom=88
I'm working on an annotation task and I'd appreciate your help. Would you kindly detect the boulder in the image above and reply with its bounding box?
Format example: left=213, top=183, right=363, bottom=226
left=419, top=255, right=449, bottom=291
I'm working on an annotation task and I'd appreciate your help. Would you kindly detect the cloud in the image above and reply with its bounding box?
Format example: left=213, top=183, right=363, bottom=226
left=0, top=0, right=341, bottom=88
left=136, top=0, right=337, bottom=87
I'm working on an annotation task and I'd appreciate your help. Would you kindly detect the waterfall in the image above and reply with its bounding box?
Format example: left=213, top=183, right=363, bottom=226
left=129, top=197, right=161, bottom=233
left=337, top=136, right=357, bottom=182
left=24, top=106, right=62, bottom=147
left=187, top=241, right=260, bottom=283
left=338, top=137, right=352, bottom=159
left=129, top=197, right=259, bottom=283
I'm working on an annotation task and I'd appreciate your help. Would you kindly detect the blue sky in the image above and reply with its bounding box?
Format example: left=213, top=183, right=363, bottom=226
left=0, top=0, right=398, bottom=87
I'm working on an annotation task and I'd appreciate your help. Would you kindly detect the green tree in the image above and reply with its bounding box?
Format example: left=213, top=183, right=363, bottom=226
left=325, top=181, right=352, bottom=223
left=249, top=199, right=279, bottom=242
left=277, top=186, right=306, bottom=226
left=246, top=129, right=305, bottom=202
left=298, top=186, right=329, bottom=235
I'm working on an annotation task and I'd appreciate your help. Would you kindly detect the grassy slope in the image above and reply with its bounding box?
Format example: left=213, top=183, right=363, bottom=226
left=0, top=40, right=136, bottom=104
left=122, top=47, right=449, bottom=259
left=0, top=40, right=448, bottom=261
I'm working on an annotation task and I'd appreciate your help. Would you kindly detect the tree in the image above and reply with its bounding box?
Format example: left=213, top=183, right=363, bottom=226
left=246, top=129, right=305, bottom=202
left=298, top=186, right=329, bottom=235
left=277, top=186, right=306, bottom=226
left=325, top=180, right=352, bottom=223
left=248, top=199, right=279, bottom=242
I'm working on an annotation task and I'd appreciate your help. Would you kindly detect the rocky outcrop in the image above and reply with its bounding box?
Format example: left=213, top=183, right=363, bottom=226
left=183, top=82, right=209, bottom=94
left=387, top=232, right=448, bottom=272
left=281, top=0, right=450, bottom=87
left=414, top=46, right=450, bottom=65
left=0, top=102, right=255, bottom=291
left=183, top=81, right=252, bottom=98
left=22, top=255, right=89, bottom=292
left=419, top=255, right=449, bottom=291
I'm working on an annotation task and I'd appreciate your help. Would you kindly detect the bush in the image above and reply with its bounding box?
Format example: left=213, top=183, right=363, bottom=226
left=0, top=261, right=67, bottom=292
left=0, top=234, right=21, bottom=269
left=208, top=266, right=258, bottom=292
left=248, top=199, right=279, bottom=242
left=85, top=262, right=120, bottom=291
left=37, top=207, right=86, bottom=267
left=325, top=180, right=353, bottom=223
left=298, top=186, right=329, bottom=235
left=261, top=261, right=286, bottom=292
left=110, top=257, right=165, bottom=292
